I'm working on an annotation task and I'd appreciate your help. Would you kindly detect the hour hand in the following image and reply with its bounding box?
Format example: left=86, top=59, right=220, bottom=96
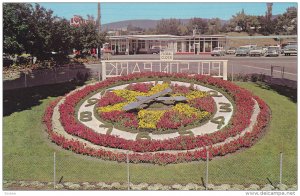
left=123, top=88, right=172, bottom=111
left=155, top=96, right=187, bottom=102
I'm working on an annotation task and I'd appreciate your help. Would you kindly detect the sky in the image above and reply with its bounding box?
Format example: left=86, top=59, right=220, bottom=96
left=36, top=2, right=298, bottom=24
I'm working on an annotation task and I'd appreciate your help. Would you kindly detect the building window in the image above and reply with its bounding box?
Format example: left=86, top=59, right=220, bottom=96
left=190, top=41, right=194, bottom=53
left=185, top=41, right=189, bottom=52
left=138, top=40, right=145, bottom=49
left=205, top=41, right=211, bottom=52
left=212, top=41, right=218, bottom=49
left=177, top=42, right=182, bottom=52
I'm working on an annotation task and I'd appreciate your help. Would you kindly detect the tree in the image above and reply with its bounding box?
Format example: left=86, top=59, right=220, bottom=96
left=27, top=3, right=56, bottom=59
left=258, top=16, right=275, bottom=35
left=3, top=3, right=32, bottom=55
left=155, top=18, right=181, bottom=35
left=207, top=18, right=222, bottom=34
left=187, top=18, right=208, bottom=35
left=274, top=7, right=297, bottom=35
left=50, top=18, right=73, bottom=54
left=3, top=3, right=107, bottom=64
left=178, top=24, right=189, bottom=35
left=227, top=9, right=248, bottom=32
left=71, top=20, right=106, bottom=52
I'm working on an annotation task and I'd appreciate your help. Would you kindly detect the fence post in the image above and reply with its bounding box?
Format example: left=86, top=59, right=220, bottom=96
left=205, top=148, right=209, bottom=190
left=281, top=67, right=285, bottom=79
left=231, top=63, right=234, bottom=82
left=67, top=64, right=70, bottom=81
left=223, top=60, right=228, bottom=80
left=24, top=71, right=27, bottom=88
left=54, top=67, right=57, bottom=84
left=126, top=151, right=130, bottom=190
left=279, top=152, right=283, bottom=185
left=53, top=152, right=56, bottom=190
left=101, top=61, right=106, bottom=81
left=271, top=65, right=273, bottom=78
left=98, top=62, right=101, bottom=81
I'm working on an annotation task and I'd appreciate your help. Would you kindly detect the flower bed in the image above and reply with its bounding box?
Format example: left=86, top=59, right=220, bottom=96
left=44, top=72, right=270, bottom=164
left=97, top=82, right=213, bottom=131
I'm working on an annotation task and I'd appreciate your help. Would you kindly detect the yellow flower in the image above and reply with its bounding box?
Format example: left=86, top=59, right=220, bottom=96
left=113, top=89, right=146, bottom=102
left=172, top=103, right=209, bottom=119
left=98, top=102, right=128, bottom=113
left=186, top=90, right=208, bottom=100
left=171, top=93, right=185, bottom=97
left=147, top=83, right=169, bottom=95
left=138, top=110, right=166, bottom=129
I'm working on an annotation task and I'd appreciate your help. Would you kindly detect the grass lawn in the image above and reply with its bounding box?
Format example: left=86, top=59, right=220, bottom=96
left=225, top=32, right=296, bottom=48
left=3, top=81, right=297, bottom=186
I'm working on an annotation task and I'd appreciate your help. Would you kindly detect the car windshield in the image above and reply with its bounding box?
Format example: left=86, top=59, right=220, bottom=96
left=254, top=47, right=262, bottom=50
left=213, top=47, right=222, bottom=50
left=285, top=45, right=297, bottom=49
left=268, top=48, right=277, bottom=51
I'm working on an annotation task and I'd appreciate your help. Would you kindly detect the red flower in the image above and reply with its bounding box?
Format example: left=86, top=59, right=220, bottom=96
left=126, top=82, right=153, bottom=93
left=43, top=72, right=270, bottom=164
left=97, top=92, right=125, bottom=107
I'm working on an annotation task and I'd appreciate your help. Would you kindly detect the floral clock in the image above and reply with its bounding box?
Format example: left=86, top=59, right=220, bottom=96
left=44, top=73, right=270, bottom=164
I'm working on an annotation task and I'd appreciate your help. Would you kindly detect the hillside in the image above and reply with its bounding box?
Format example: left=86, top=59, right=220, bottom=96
left=102, top=18, right=227, bottom=30
left=225, top=32, right=295, bottom=47
left=102, top=19, right=159, bottom=30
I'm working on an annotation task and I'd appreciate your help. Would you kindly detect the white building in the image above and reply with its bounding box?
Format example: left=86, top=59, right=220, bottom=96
left=108, top=34, right=227, bottom=55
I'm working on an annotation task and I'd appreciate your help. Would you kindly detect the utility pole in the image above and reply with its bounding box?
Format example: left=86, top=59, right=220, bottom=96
left=97, top=2, right=101, bottom=60
left=97, top=2, right=101, bottom=33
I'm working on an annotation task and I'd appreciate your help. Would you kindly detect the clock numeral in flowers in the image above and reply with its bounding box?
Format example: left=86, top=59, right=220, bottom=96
left=211, top=116, right=225, bottom=129
left=207, top=90, right=222, bottom=97
left=100, top=90, right=106, bottom=96
left=80, top=111, right=92, bottom=122
left=219, top=102, right=232, bottom=112
left=85, top=98, right=99, bottom=107
left=99, top=124, right=113, bottom=135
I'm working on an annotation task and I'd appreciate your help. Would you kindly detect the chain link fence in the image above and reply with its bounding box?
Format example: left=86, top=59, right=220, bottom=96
left=3, top=151, right=297, bottom=190
left=3, top=59, right=297, bottom=91
left=3, top=64, right=101, bottom=90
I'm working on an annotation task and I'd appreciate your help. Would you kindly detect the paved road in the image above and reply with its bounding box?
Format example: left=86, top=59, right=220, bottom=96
left=4, top=54, right=297, bottom=90
left=93, top=54, right=297, bottom=81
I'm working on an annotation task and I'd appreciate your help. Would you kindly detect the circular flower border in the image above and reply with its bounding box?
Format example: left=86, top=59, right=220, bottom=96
left=43, top=72, right=270, bottom=165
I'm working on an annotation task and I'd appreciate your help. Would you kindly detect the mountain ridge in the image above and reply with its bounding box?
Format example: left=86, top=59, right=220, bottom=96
left=101, top=18, right=227, bottom=30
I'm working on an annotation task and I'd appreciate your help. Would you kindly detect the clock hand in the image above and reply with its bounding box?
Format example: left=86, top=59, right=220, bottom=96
left=123, top=88, right=173, bottom=111
left=155, top=96, right=187, bottom=102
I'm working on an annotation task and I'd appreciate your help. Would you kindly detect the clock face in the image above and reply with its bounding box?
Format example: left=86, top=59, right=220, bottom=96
left=77, top=81, right=234, bottom=141
left=46, top=73, right=270, bottom=164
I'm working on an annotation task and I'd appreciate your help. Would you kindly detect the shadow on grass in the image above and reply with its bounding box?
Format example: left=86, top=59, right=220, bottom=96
left=3, top=80, right=85, bottom=116
left=231, top=73, right=297, bottom=103
left=255, top=82, right=297, bottom=103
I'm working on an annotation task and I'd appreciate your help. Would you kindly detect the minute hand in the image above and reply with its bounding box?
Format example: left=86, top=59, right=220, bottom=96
left=123, top=88, right=172, bottom=111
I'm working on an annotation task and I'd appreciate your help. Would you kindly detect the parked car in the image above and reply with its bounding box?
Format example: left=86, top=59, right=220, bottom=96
left=226, top=47, right=236, bottom=55
left=149, top=46, right=161, bottom=54
left=262, top=47, right=268, bottom=54
left=235, top=46, right=250, bottom=56
left=211, top=47, right=225, bottom=56
left=249, top=46, right=264, bottom=56
left=243, top=44, right=257, bottom=49
left=265, top=46, right=280, bottom=57
left=283, top=45, right=297, bottom=56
